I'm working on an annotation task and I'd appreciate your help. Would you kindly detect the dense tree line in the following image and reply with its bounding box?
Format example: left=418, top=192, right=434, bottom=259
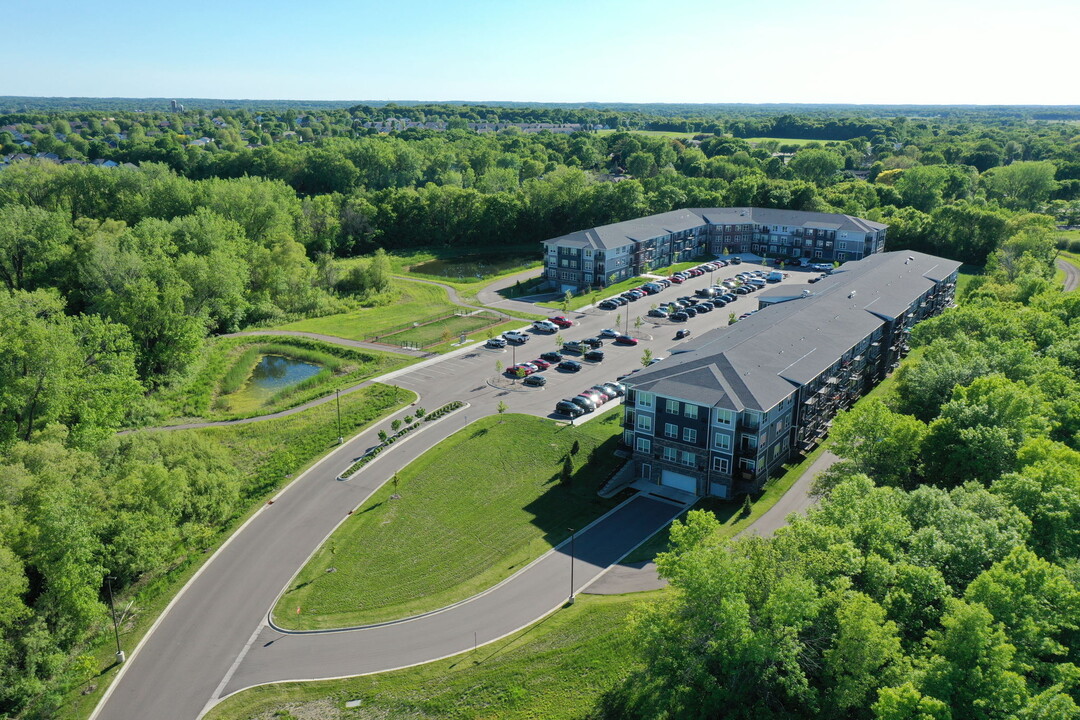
left=604, top=260, right=1080, bottom=719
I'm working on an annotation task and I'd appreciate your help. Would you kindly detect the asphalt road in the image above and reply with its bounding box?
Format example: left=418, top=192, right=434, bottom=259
left=1059, top=258, right=1080, bottom=293
left=92, top=258, right=816, bottom=720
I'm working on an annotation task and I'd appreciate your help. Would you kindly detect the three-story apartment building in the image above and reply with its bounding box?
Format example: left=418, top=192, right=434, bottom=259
left=542, top=207, right=887, bottom=292
left=619, top=250, right=959, bottom=498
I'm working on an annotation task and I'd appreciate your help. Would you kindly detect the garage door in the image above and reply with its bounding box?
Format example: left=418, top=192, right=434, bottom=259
left=660, top=469, right=697, bottom=494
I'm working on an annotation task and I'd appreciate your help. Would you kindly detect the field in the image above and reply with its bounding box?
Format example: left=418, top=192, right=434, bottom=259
left=207, top=591, right=649, bottom=720
left=61, top=384, right=416, bottom=720
left=386, top=310, right=506, bottom=347
left=276, top=279, right=466, bottom=341
left=274, top=410, right=626, bottom=630
left=133, top=336, right=414, bottom=426
left=595, top=128, right=706, bottom=140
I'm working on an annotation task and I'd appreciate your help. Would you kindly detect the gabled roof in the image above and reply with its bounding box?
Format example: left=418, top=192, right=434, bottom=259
left=543, top=207, right=887, bottom=251
left=625, top=251, right=960, bottom=412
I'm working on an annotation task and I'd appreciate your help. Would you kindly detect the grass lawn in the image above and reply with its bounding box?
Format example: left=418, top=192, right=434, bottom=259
left=390, top=310, right=505, bottom=347
left=59, top=384, right=415, bottom=720
left=538, top=257, right=717, bottom=312
left=276, top=279, right=466, bottom=341
left=206, top=591, right=651, bottom=720
left=955, top=263, right=984, bottom=298
left=137, top=336, right=415, bottom=426
left=274, top=410, right=626, bottom=630
left=595, top=129, right=706, bottom=140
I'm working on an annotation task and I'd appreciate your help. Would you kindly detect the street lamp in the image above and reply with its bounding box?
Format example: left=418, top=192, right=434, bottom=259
left=567, top=527, right=576, bottom=605
left=336, top=388, right=343, bottom=445
left=105, top=575, right=125, bottom=664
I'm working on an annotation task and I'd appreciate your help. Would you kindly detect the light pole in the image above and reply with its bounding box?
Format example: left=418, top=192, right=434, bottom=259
left=106, top=575, right=125, bottom=664
left=567, top=527, right=576, bottom=605
left=335, top=388, right=343, bottom=445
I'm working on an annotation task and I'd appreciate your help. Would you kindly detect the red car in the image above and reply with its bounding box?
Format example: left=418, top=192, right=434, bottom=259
left=614, top=335, right=639, bottom=346
left=506, top=363, right=536, bottom=376
left=548, top=315, right=573, bottom=328
left=531, top=358, right=551, bottom=370
left=669, top=275, right=684, bottom=283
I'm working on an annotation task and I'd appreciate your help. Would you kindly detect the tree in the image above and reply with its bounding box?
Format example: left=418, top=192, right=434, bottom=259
left=495, top=360, right=503, bottom=375
left=561, top=290, right=572, bottom=315
left=829, top=399, right=928, bottom=489
left=0, top=204, right=71, bottom=292
left=634, top=316, right=643, bottom=331
left=984, top=161, right=1058, bottom=210
left=364, top=248, right=393, bottom=294
left=641, top=348, right=653, bottom=367
left=571, top=439, right=580, bottom=455
left=497, top=400, right=508, bottom=414
left=391, top=419, right=401, bottom=432
left=823, top=592, right=904, bottom=713
left=560, top=454, right=573, bottom=484
left=789, top=148, right=843, bottom=186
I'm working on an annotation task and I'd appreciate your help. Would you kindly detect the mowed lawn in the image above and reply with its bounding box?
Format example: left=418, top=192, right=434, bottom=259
left=276, top=279, right=463, bottom=341
left=274, top=410, right=626, bottom=629
left=207, top=592, right=649, bottom=720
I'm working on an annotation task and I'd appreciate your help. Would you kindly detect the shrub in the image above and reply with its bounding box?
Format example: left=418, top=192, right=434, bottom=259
left=415, top=407, right=426, bottom=418
left=404, top=415, right=413, bottom=424
left=391, top=419, right=402, bottom=432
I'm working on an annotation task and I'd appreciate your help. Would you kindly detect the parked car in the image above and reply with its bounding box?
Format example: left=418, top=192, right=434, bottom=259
left=648, top=308, right=669, bottom=318
left=486, top=337, right=507, bottom=349
left=810, top=263, right=832, bottom=272
left=676, top=329, right=691, bottom=339
left=601, top=382, right=626, bottom=397
left=582, top=337, right=604, bottom=349
left=523, top=374, right=547, bottom=387
left=735, top=286, right=752, bottom=295
left=669, top=275, right=684, bottom=284
left=807, top=275, right=821, bottom=284
left=671, top=311, right=689, bottom=322
left=597, top=300, right=619, bottom=310
left=562, top=341, right=584, bottom=354
left=531, top=358, right=551, bottom=370
left=503, top=331, right=529, bottom=344
left=612, top=296, right=628, bottom=306
left=555, top=400, right=585, bottom=417
left=548, top=315, right=573, bottom=328
left=599, top=328, right=620, bottom=338
left=540, top=351, right=563, bottom=363
left=582, top=388, right=609, bottom=404
left=570, top=395, right=597, bottom=412
left=614, top=335, right=639, bottom=346
left=696, top=288, right=716, bottom=298
left=532, top=320, right=558, bottom=333
left=720, top=293, right=737, bottom=303
left=693, top=304, right=713, bottom=313
left=729, top=256, right=742, bottom=264
left=711, top=298, right=727, bottom=308
left=506, top=363, right=535, bottom=376
left=683, top=306, right=698, bottom=317
left=557, top=359, right=582, bottom=372
left=584, top=349, right=605, bottom=362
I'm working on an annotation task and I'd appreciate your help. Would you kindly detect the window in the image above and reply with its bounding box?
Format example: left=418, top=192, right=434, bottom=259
left=636, top=437, right=651, bottom=454
left=637, top=392, right=653, bottom=409
left=663, top=447, right=677, bottom=462
left=680, top=451, right=696, bottom=467
left=683, top=404, right=698, bottom=420
left=714, top=409, right=733, bottom=426
left=664, top=423, right=678, bottom=439
left=666, top=399, right=680, bottom=414
left=837, top=252, right=846, bottom=261
left=713, top=432, right=731, bottom=450
left=711, top=456, right=730, bottom=473
left=636, top=415, right=652, bottom=432
left=683, top=427, right=697, bottom=443
left=739, top=458, right=756, bottom=471
left=838, top=241, right=847, bottom=251
left=623, top=430, right=633, bottom=446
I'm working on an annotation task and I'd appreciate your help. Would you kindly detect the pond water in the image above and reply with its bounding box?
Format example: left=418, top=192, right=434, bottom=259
left=409, top=254, right=537, bottom=281
left=230, top=355, right=323, bottom=409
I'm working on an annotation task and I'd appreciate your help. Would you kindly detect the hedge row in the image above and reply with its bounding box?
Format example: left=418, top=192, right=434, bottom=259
left=339, top=400, right=466, bottom=479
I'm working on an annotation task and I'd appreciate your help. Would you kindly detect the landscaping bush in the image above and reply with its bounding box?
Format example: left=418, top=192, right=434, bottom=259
left=340, top=401, right=466, bottom=479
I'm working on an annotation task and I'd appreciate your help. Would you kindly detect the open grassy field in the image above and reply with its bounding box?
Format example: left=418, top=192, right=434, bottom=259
left=207, top=591, right=650, bottom=720
left=595, top=128, right=706, bottom=140
left=276, top=279, right=466, bottom=341
left=390, top=310, right=506, bottom=347
left=274, top=410, right=626, bottom=630
left=60, top=384, right=416, bottom=720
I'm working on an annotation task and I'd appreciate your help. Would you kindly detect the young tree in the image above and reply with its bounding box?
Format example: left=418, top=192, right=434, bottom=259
left=634, top=316, right=643, bottom=331
left=641, top=348, right=654, bottom=367
left=571, top=439, right=580, bottom=455
left=497, top=400, right=508, bottom=414
left=561, top=289, right=573, bottom=315
left=561, top=454, right=573, bottom=484
left=391, top=419, right=402, bottom=432
left=495, top=359, right=503, bottom=375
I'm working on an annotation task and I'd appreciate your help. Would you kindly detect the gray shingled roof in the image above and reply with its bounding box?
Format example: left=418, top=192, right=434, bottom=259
left=626, top=251, right=960, bottom=412
left=543, top=207, right=887, bottom=251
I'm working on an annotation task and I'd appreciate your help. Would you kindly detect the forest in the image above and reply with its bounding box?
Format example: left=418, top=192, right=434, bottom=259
left=1, top=103, right=1079, bottom=717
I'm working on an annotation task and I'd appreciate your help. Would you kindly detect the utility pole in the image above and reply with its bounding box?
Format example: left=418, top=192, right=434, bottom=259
left=336, top=388, right=343, bottom=445
left=106, top=576, right=125, bottom=664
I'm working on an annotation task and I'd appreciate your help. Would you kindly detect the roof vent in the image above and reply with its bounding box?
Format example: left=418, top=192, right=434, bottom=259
left=848, top=290, right=856, bottom=298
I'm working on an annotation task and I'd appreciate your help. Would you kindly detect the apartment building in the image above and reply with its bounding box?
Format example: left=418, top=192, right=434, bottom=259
left=542, top=207, right=887, bottom=292
left=619, top=250, right=960, bottom=499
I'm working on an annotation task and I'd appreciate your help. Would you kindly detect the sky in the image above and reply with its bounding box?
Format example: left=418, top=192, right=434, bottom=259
left=3, top=0, right=1076, bottom=105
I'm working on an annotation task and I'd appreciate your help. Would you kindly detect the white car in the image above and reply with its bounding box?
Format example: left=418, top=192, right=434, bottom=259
left=532, top=320, right=558, bottom=333
left=503, top=331, right=530, bottom=344
left=598, top=328, right=621, bottom=338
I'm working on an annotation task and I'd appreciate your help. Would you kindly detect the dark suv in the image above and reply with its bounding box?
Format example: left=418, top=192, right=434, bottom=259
left=555, top=400, right=584, bottom=417
left=540, top=351, right=563, bottom=363
left=582, top=337, right=604, bottom=349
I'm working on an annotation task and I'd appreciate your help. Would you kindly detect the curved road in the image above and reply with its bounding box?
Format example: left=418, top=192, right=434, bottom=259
left=1059, top=258, right=1080, bottom=292
left=93, top=259, right=823, bottom=720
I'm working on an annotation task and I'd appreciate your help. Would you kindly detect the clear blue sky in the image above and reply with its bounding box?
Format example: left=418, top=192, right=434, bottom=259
left=4, top=0, right=1075, bottom=104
